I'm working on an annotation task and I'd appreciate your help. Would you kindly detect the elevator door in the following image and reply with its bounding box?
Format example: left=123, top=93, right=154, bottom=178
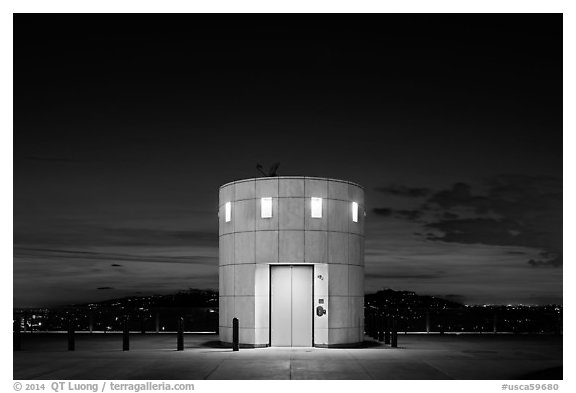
left=270, top=265, right=313, bottom=347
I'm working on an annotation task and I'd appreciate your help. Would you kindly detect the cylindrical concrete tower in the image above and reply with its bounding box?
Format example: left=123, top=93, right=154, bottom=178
left=218, top=176, right=365, bottom=347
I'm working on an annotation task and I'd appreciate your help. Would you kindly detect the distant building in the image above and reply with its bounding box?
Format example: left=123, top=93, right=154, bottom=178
left=218, top=177, right=365, bottom=347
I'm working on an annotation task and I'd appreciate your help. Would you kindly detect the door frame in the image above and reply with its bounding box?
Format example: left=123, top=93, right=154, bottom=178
left=268, top=264, right=315, bottom=347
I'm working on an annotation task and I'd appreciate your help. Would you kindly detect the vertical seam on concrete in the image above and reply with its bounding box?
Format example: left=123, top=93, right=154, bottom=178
left=326, top=181, right=329, bottom=267
left=303, top=178, right=306, bottom=263
left=277, top=178, right=280, bottom=264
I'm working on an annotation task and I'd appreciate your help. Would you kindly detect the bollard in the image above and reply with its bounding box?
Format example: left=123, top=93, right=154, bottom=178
left=370, top=313, right=378, bottom=338
left=232, top=317, right=239, bottom=351
left=384, top=317, right=390, bottom=345
left=67, top=319, right=75, bottom=351
left=366, top=313, right=372, bottom=338
left=391, top=318, right=398, bottom=348
left=141, top=316, right=146, bottom=334
left=155, top=311, right=160, bottom=333
left=177, top=317, right=184, bottom=351
left=88, top=311, right=93, bottom=333
left=493, top=313, right=498, bottom=334
left=14, top=319, right=21, bottom=351
left=377, top=315, right=384, bottom=342
left=122, top=317, right=129, bottom=351
left=425, top=310, right=430, bottom=333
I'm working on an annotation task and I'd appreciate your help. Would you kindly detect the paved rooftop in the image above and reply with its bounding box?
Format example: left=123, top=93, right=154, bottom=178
left=14, top=334, right=562, bottom=380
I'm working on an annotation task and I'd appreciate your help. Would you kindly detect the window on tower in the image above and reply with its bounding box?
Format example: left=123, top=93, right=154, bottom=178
left=261, top=197, right=272, bottom=218
left=311, top=197, right=322, bottom=218
left=225, top=202, right=231, bottom=222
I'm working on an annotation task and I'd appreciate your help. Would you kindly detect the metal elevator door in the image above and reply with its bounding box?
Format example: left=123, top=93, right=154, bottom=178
left=270, top=265, right=313, bottom=347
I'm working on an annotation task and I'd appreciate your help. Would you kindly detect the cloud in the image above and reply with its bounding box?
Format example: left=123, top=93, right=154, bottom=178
left=371, top=175, right=562, bottom=268
left=372, top=208, right=392, bottom=216
left=424, top=175, right=562, bottom=266
left=372, top=208, right=422, bottom=221
left=14, top=247, right=217, bottom=265
left=375, top=184, right=430, bottom=197
left=366, top=272, right=442, bottom=280
left=528, top=255, right=562, bottom=268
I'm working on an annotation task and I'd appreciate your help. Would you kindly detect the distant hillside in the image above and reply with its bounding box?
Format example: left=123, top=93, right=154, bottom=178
left=366, top=289, right=466, bottom=310
left=77, top=288, right=219, bottom=308
left=75, top=288, right=460, bottom=310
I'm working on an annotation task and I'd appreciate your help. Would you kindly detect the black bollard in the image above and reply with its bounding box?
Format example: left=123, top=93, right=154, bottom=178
left=384, top=317, right=390, bottom=345
left=366, top=314, right=376, bottom=338
left=14, top=319, right=21, bottom=351
left=88, top=311, right=93, bottom=333
left=377, top=315, right=384, bottom=342
left=370, top=313, right=377, bottom=338
left=141, top=316, right=146, bottom=334
left=122, top=317, right=129, bottom=351
left=67, top=319, right=75, bottom=351
left=493, top=313, right=498, bottom=334
left=177, top=317, right=184, bottom=351
left=391, top=318, right=398, bottom=348
left=232, top=317, right=239, bottom=351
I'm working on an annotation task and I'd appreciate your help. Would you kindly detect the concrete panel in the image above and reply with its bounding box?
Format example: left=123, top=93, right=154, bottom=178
left=219, top=326, right=232, bottom=343
left=254, top=296, right=269, bottom=329
left=235, top=232, right=255, bottom=264
left=234, top=296, right=256, bottom=328
left=219, top=184, right=235, bottom=207
left=349, top=296, right=364, bottom=328
left=279, top=178, right=304, bottom=197
left=255, top=178, right=279, bottom=198
left=304, top=198, right=327, bottom=231
left=305, top=178, right=328, bottom=198
left=328, top=199, right=350, bottom=233
left=239, top=328, right=256, bottom=345
left=235, top=179, right=256, bottom=200
left=255, top=230, right=278, bottom=263
left=254, top=264, right=270, bottom=297
left=328, top=264, right=349, bottom=296
left=328, top=328, right=355, bottom=345
left=234, top=264, right=256, bottom=296
left=348, top=265, right=364, bottom=297
left=328, top=296, right=349, bottom=329
left=314, top=264, right=329, bottom=296
left=328, top=232, right=348, bottom=264
left=219, top=234, right=234, bottom=265
left=347, top=326, right=361, bottom=344
left=348, top=184, right=364, bottom=206
left=220, top=296, right=235, bottom=327
left=328, top=180, right=349, bottom=200
left=218, top=297, right=227, bottom=328
left=254, top=328, right=269, bottom=346
left=219, top=265, right=235, bottom=296
left=279, top=230, right=305, bottom=262
left=278, top=198, right=304, bottom=230
left=348, top=234, right=363, bottom=265
left=256, top=198, right=278, bottom=230
left=314, top=296, right=329, bottom=329
left=314, top=328, right=328, bottom=345
left=305, top=231, right=327, bottom=263
left=234, top=199, right=256, bottom=232
left=219, top=203, right=234, bottom=235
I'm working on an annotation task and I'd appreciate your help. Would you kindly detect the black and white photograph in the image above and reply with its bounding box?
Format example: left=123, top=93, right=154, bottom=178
left=9, top=7, right=566, bottom=387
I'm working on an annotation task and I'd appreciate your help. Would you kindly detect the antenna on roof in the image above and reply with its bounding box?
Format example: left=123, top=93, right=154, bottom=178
left=256, top=162, right=280, bottom=177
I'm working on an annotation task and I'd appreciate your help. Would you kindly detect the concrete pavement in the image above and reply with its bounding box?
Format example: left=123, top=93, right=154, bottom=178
left=13, top=334, right=562, bottom=380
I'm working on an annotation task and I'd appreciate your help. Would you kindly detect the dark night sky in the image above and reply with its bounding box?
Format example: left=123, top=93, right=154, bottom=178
left=14, top=15, right=562, bottom=307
